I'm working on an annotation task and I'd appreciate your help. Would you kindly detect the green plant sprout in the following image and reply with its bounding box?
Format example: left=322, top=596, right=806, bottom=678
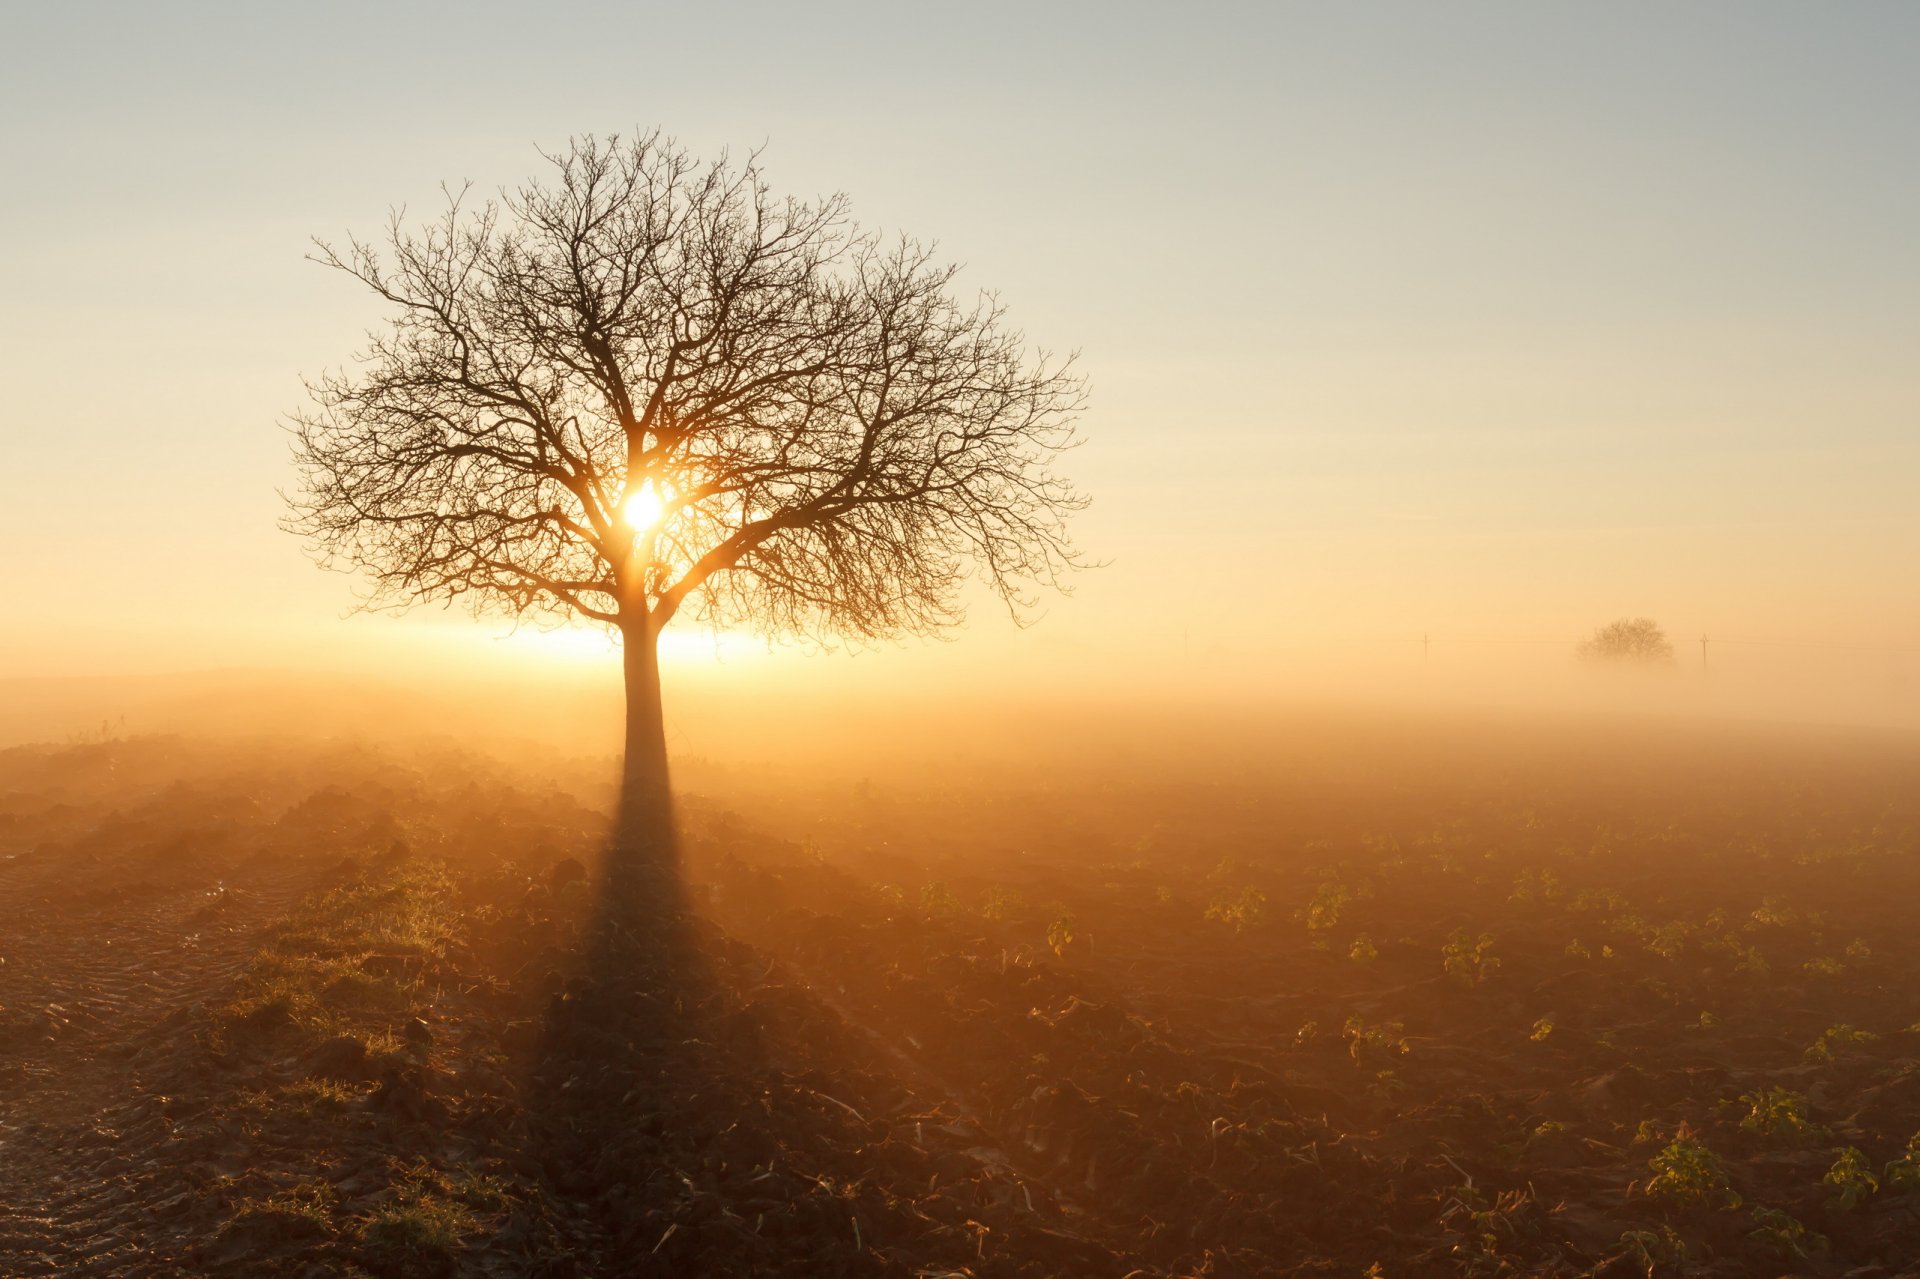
left=1204, top=886, right=1267, bottom=934
left=1884, top=1133, right=1920, bottom=1191
left=1045, top=912, right=1077, bottom=957
left=1805, top=1023, right=1877, bottom=1064
left=1303, top=880, right=1353, bottom=931
left=1616, top=1225, right=1687, bottom=1278
left=1644, top=1130, right=1741, bottom=1211
left=1824, top=1147, right=1878, bottom=1209
left=979, top=886, right=1022, bottom=921
left=1748, top=1206, right=1824, bottom=1260
left=1736, top=1088, right=1819, bottom=1140
left=1443, top=929, right=1501, bottom=986
left=1343, top=1014, right=1409, bottom=1064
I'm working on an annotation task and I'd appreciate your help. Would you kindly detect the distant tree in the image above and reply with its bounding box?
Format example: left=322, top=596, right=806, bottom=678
left=284, top=132, right=1087, bottom=899
left=1577, top=617, right=1674, bottom=665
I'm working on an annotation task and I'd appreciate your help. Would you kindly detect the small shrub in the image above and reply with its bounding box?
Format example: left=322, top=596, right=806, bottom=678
left=1303, top=880, right=1351, bottom=931
left=1646, top=922, right=1690, bottom=961
left=1805, top=1023, right=1877, bottom=1064
left=1748, top=1206, right=1824, bottom=1260
left=1442, top=928, right=1500, bottom=987
left=979, top=886, right=1021, bottom=922
left=1508, top=867, right=1561, bottom=904
left=1045, top=912, right=1077, bottom=957
left=1616, top=1225, right=1687, bottom=1278
left=1644, top=1130, right=1740, bottom=1211
left=1884, top=1132, right=1920, bottom=1191
left=1342, top=1014, right=1409, bottom=1064
left=1348, top=933, right=1378, bottom=962
left=1204, top=886, right=1267, bottom=934
left=1737, top=1088, right=1819, bottom=1141
left=1824, top=1146, right=1878, bottom=1209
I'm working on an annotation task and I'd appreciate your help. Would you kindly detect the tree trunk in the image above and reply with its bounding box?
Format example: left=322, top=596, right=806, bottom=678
left=612, top=614, right=678, bottom=912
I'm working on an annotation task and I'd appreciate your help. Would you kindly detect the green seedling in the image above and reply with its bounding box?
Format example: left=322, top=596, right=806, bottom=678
left=1443, top=928, right=1500, bottom=986
left=1508, top=867, right=1561, bottom=904
left=1343, top=1014, right=1409, bottom=1064
left=1615, top=1225, right=1687, bottom=1278
left=1884, top=1132, right=1920, bottom=1191
left=1204, top=886, right=1267, bottom=934
left=1045, top=912, right=1077, bottom=957
left=979, top=886, right=1022, bottom=921
left=1748, top=1206, right=1824, bottom=1260
left=1736, top=1088, right=1819, bottom=1140
left=1805, top=1023, right=1877, bottom=1064
left=1646, top=922, right=1689, bottom=961
left=1644, top=1130, right=1741, bottom=1211
left=1824, top=1146, right=1878, bottom=1209
left=1303, top=880, right=1352, bottom=931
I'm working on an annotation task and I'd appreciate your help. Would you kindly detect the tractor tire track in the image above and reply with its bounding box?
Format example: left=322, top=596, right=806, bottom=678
left=0, top=845, right=321, bottom=1277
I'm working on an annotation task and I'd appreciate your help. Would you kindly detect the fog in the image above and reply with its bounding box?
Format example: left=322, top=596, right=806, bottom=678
left=7, top=632, right=1918, bottom=798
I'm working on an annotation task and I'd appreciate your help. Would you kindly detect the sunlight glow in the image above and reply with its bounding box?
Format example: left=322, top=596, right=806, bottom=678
left=623, top=481, right=665, bottom=531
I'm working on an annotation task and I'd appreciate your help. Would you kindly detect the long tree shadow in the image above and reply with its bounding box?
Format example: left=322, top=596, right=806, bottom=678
left=523, top=806, right=780, bottom=1271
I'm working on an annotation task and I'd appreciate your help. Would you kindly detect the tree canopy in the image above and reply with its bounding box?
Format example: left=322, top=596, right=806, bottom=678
left=285, top=132, right=1087, bottom=648
left=1577, top=617, right=1674, bottom=664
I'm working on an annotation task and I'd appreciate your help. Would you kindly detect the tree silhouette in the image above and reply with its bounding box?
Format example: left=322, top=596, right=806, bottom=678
left=1577, top=617, right=1674, bottom=664
left=285, top=133, right=1086, bottom=896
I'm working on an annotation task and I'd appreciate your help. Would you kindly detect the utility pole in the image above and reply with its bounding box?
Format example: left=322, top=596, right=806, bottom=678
left=1700, top=633, right=1708, bottom=675
left=1423, top=631, right=1430, bottom=663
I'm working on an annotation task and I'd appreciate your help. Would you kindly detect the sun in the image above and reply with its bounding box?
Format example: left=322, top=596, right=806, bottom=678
left=622, top=480, right=665, bottom=531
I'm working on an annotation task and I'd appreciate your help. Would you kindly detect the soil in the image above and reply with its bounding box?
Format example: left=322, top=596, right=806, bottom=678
left=3, top=731, right=1920, bottom=1277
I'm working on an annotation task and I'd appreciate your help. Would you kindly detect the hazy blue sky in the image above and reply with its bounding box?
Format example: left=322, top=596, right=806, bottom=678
left=3, top=2, right=1916, bottom=710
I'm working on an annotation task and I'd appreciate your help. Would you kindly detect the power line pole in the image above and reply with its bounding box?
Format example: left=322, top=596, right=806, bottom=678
left=1423, top=631, right=1430, bottom=663
left=1700, top=633, right=1708, bottom=675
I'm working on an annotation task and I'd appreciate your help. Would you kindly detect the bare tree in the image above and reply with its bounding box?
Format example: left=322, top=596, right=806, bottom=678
left=285, top=133, right=1087, bottom=892
left=1577, top=617, right=1674, bottom=664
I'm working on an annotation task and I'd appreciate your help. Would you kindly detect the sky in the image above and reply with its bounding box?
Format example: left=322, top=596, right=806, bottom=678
left=3, top=2, right=1917, bottom=727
